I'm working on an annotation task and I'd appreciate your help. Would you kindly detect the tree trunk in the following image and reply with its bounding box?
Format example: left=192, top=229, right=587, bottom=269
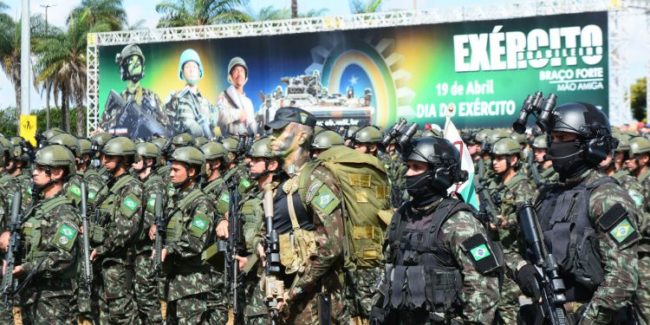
left=62, top=85, right=70, bottom=133
left=291, top=0, right=298, bottom=18
left=13, top=82, right=20, bottom=134
left=76, top=101, right=85, bottom=137
left=45, top=82, right=51, bottom=130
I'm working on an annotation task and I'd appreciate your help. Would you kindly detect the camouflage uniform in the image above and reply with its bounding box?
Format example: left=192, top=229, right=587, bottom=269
left=94, top=172, right=144, bottom=324
left=134, top=172, right=166, bottom=324
left=376, top=198, right=500, bottom=324
left=164, top=183, right=227, bottom=324
left=534, top=169, right=639, bottom=323
left=100, top=87, right=170, bottom=134
left=268, top=164, right=347, bottom=324
left=165, top=86, right=218, bottom=137
left=381, top=152, right=407, bottom=208
left=17, top=192, right=80, bottom=324
left=216, top=86, right=257, bottom=136
left=491, top=171, right=536, bottom=324
left=632, top=169, right=650, bottom=324
left=538, top=165, right=559, bottom=184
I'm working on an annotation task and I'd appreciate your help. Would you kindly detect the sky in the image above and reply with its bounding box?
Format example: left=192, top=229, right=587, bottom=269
left=0, top=0, right=647, bottom=111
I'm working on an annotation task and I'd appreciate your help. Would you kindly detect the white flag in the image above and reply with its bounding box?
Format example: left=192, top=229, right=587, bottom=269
left=444, top=116, right=479, bottom=209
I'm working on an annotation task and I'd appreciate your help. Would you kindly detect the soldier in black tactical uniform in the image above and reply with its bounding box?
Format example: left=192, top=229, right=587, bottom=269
left=372, top=136, right=500, bottom=324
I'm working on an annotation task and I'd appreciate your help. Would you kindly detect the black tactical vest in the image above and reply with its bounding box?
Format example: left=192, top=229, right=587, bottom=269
left=535, top=177, right=613, bottom=300
left=383, top=198, right=470, bottom=315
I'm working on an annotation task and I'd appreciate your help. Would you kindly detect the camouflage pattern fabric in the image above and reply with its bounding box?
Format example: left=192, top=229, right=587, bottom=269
left=539, top=170, right=639, bottom=324
left=276, top=165, right=347, bottom=324
left=631, top=168, right=650, bottom=324
left=346, top=267, right=382, bottom=320
left=94, top=173, right=144, bottom=324
left=538, top=165, right=559, bottom=184
left=381, top=204, right=500, bottom=324
left=381, top=152, right=407, bottom=208
left=18, top=193, right=80, bottom=324
left=100, top=86, right=169, bottom=132
left=134, top=173, right=167, bottom=324
left=164, top=87, right=218, bottom=137
left=164, top=183, right=227, bottom=323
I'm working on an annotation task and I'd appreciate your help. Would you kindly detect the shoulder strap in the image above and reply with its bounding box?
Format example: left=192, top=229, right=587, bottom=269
left=203, top=178, right=225, bottom=194
left=429, top=198, right=473, bottom=237
left=111, top=174, right=135, bottom=194
left=40, top=196, right=71, bottom=214
left=178, top=189, right=204, bottom=212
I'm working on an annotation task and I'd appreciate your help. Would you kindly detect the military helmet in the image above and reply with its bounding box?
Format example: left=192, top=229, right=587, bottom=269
left=403, top=137, right=467, bottom=191
left=629, top=136, right=650, bottom=156
left=77, top=139, right=92, bottom=157
left=91, top=132, right=113, bottom=150
left=228, top=56, right=248, bottom=78
left=487, top=129, right=511, bottom=145
left=135, top=142, right=160, bottom=161
left=613, top=133, right=631, bottom=152
left=172, top=133, right=193, bottom=147
left=42, top=127, right=66, bottom=140
left=248, top=137, right=275, bottom=158
left=201, top=142, right=226, bottom=161
left=312, top=130, right=344, bottom=150
left=548, top=102, right=611, bottom=138
left=531, top=135, right=548, bottom=149
left=10, top=137, right=30, bottom=162
left=221, top=136, right=240, bottom=153
left=116, top=44, right=144, bottom=66
left=0, top=137, right=10, bottom=156
left=353, top=126, right=382, bottom=144
left=34, top=145, right=76, bottom=175
left=102, top=137, right=136, bottom=156
left=150, top=137, right=168, bottom=150
left=510, top=132, right=527, bottom=145
left=48, top=133, right=79, bottom=153
left=170, top=146, right=205, bottom=167
left=475, top=129, right=490, bottom=144
left=193, top=136, right=209, bottom=147
left=178, top=48, right=203, bottom=80
left=492, top=138, right=521, bottom=156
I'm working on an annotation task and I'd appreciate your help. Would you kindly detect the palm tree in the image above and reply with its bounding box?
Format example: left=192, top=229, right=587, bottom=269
left=350, top=0, right=383, bottom=14
left=67, top=0, right=128, bottom=31
left=156, top=0, right=252, bottom=28
left=291, top=0, right=298, bottom=18
left=0, top=11, right=47, bottom=126
left=34, top=19, right=89, bottom=136
left=248, top=5, right=291, bottom=21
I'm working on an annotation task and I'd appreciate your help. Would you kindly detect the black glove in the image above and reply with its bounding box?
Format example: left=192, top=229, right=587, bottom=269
left=516, top=263, right=541, bottom=299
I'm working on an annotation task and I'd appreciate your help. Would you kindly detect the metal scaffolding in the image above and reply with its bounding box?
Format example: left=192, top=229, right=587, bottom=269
left=86, top=0, right=649, bottom=134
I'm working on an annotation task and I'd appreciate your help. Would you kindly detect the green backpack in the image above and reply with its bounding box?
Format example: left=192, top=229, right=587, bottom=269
left=300, top=145, right=393, bottom=268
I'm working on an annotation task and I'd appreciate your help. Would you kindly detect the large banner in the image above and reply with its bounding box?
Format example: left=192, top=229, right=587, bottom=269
left=96, top=11, right=608, bottom=138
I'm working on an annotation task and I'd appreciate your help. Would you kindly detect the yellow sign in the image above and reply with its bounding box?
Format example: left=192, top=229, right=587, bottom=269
left=19, top=115, right=37, bottom=147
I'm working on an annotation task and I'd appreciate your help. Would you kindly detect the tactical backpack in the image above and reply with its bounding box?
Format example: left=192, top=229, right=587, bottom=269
left=299, top=145, right=393, bottom=268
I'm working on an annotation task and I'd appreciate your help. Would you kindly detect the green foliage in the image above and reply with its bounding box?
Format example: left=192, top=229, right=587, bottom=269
left=0, top=106, right=84, bottom=139
left=631, top=77, right=647, bottom=122
left=156, top=0, right=252, bottom=28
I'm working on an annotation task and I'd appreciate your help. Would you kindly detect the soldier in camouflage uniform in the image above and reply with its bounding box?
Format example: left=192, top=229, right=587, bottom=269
left=47, top=133, right=87, bottom=206
left=2, top=137, right=34, bottom=213
left=131, top=142, right=165, bottom=324
left=311, top=130, right=344, bottom=159
left=165, top=48, right=218, bottom=138
left=100, top=44, right=170, bottom=137
left=217, top=57, right=257, bottom=136
left=529, top=135, right=559, bottom=186
left=89, top=136, right=144, bottom=324
left=599, top=135, right=644, bottom=209
left=514, top=102, right=639, bottom=324
left=263, top=106, right=346, bottom=324
left=158, top=146, right=226, bottom=324
left=89, top=132, right=114, bottom=183
left=624, top=136, right=650, bottom=324
left=0, top=145, right=79, bottom=323
left=371, top=136, right=500, bottom=324
left=490, top=137, right=536, bottom=324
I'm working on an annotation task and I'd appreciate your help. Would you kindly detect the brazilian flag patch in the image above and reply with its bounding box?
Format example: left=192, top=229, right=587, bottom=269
left=469, top=244, right=491, bottom=261
left=54, top=223, right=78, bottom=251
left=147, top=194, right=157, bottom=209
left=70, top=185, right=81, bottom=197
left=219, top=193, right=230, bottom=203
left=311, top=184, right=339, bottom=215
left=610, top=218, right=635, bottom=243
left=189, top=214, right=210, bottom=237
left=123, top=197, right=138, bottom=211
left=88, top=191, right=96, bottom=201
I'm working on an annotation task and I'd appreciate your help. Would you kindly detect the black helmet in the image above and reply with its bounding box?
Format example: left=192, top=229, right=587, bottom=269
left=403, top=137, right=467, bottom=193
left=547, top=102, right=614, bottom=165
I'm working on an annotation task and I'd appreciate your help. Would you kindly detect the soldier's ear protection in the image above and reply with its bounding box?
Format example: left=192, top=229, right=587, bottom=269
left=583, top=127, right=612, bottom=165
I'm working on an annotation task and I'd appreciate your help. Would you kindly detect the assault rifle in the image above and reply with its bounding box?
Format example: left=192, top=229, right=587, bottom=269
left=153, top=192, right=164, bottom=274
left=518, top=201, right=569, bottom=325
left=2, top=191, right=22, bottom=308
left=105, top=90, right=172, bottom=138
left=227, top=175, right=244, bottom=323
left=262, top=183, right=284, bottom=323
left=80, top=182, right=93, bottom=294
